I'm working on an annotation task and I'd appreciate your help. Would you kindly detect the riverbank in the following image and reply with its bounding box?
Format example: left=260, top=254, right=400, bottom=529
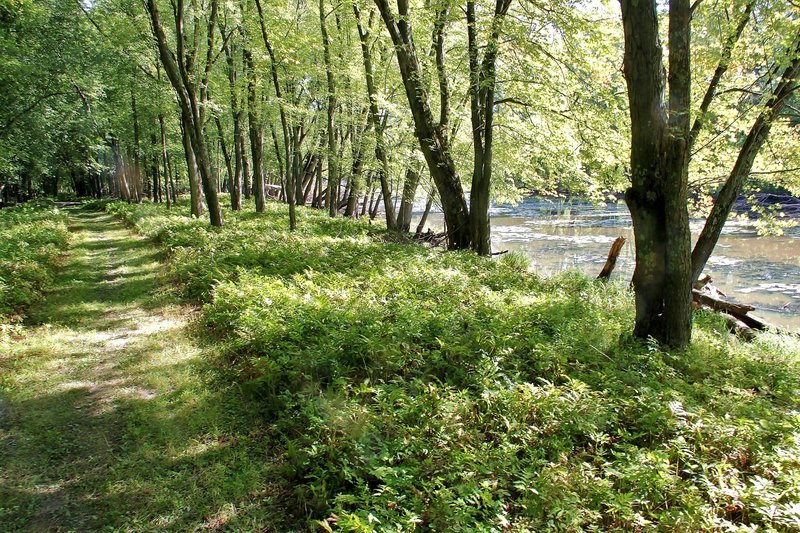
left=2, top=200, right=799, bottom=531
left=423, top=197, right=800, bottom=330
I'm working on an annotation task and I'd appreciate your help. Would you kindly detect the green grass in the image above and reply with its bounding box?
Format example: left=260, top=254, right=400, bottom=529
left=0, top=209, right=293, bottom=531
left=105, top=200, right=800, bottom=532
left=2, top=200, right=799, bottom=531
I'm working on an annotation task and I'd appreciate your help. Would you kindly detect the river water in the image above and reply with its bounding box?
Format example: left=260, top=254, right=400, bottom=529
left=415, top=197, right=800, bottom=331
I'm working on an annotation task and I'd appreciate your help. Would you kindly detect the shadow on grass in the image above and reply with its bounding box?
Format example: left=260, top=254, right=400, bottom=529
left=0, top=363, right=293, bottom=531
left=0, top=209, right=297, bottom=532
left=26, top=211, right=172, bottom=329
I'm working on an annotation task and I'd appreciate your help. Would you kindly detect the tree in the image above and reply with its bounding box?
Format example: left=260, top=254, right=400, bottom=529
left=689, top=6, right=800, bottom=282
left=144, top=0, right=224, bottom=227
left=619, top=0, right=693, bottom=347
left=372, top=0, right=471, bottom=250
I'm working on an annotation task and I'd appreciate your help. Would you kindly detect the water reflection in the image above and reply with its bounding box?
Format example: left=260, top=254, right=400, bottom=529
left=413, top=197, right=800, bottom=330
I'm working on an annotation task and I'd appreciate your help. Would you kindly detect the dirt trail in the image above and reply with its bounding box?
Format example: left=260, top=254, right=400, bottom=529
left=0, top=210, right=286, bottom=532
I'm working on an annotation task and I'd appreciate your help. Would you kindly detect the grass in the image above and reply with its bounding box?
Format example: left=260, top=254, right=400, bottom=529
left=0, top=199, right=71, bottom=328
left=0, top=209, right=293, bottom=531
left=2, top=199, right=799, bottom=531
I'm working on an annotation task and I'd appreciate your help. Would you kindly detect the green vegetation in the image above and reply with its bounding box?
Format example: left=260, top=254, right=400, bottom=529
left=0, top=201, right=70, bottom=327
left=103, top=200, right=800, bottom=531
left=0, top=207, right=294, bottom=531
left=2, top=0, right=800, bottom=527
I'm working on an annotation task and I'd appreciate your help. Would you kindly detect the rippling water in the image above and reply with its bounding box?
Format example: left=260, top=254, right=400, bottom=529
left=414, top=197, right=800, bottom=331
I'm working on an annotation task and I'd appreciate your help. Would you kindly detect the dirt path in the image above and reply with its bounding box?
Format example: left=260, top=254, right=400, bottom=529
left=0, top=211, right=288, bottom=532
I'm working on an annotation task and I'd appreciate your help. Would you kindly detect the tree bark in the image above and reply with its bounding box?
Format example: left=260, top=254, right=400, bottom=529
left=466, top=0, right=511, bottom=255
left=180, top=114, right=204, bottom=217
left=215, top=116, right=238, bottom=209
left=244, top=47, right=266, bottom=212
left=144, top=0, right=223, bottom=226
left=397, top=168, right=420, bottom=232
left=319, top=0, right=339, bottom=218
left=415, top=190, right=435, bottom=235
left=596, top=236, right=626, bottom=281
left=690, top=33, right=800, bottom=282
left=130, top=83, right=143, bottom=202
left=620, top=0, right=693, bottom=348
left=354, top=4, right=397, bottom=230
left=254, top=0, right=294, bottom=229
left=159, top=114, right=171, bottom=209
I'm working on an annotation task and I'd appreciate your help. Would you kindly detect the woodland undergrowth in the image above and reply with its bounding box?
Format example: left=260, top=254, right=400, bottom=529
left=106, top=199, right=800, bottom=532
left=0, top=200, right=70, bottom=331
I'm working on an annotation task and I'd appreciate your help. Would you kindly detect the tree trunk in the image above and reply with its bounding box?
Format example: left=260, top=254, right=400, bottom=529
left=215, top=116, right=239, bottom=210
left=145, top=0, right=223, bottom=226
left=690, top=38, right=800, bottom=283
left=255, top=0, right=293, bottom=228
left=244, top=47, right=266, bottom=212
left=354, top=4, right=397, bottom=230
left=466, top=0, right=512, bottom=255
left=373, top=0, right=470, bottom=249
left=130, top=83, right=143, bottom=203
left=181, top=115, right=204, bottom=217
left=319, top=0, right=339, bottom=219
left=160, top=115, right=171, bottom=209
left=415, top=190, right=435, bottom=235
left=620, top=0, right=693, bottom=348
left=397, top=168, right=420, bottom=232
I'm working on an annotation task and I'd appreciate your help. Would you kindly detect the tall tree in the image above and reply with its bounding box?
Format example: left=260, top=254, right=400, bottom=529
left=354, top=3, right=397, bottom=230
left=690, top=23, right=800, bottom=282
left=319, top=0, right=339, bottom=217
left=467, top=0, right=512, bottom=255
left=373, top=0, right=471, bottom=249
left=144, top=0, right=224, bottom=226
left=374, top=0, right=512, bottom=252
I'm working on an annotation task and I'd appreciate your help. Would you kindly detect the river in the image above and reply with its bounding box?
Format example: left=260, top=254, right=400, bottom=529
left=415, top=197, right=800, bottom=331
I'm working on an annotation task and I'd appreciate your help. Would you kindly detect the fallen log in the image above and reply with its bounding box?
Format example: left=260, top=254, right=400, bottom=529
left=692, top=289, right=755, bottom=316
left=719, top=312, right=757, bottom=340
left=691, top=284, right=799, bottom=338
left=596, top=236, right=626, bottom=281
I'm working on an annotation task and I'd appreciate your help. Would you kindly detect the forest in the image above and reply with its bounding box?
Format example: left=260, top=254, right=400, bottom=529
left=1, top=0, right=800, bottom=530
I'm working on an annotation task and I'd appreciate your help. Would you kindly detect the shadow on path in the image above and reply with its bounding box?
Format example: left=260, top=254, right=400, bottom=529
left=0, top=210, right=291, bottom=532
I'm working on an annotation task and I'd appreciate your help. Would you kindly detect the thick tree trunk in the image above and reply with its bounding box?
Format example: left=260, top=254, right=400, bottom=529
left=621, top=0, right=693, bottom=348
